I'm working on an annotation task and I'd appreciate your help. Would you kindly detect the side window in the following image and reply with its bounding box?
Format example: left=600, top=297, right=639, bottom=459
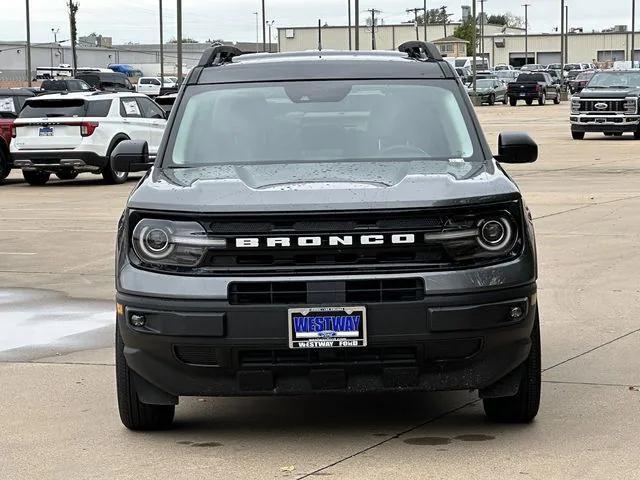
left=151, top=79, right=162, bottom=86
left=137, top=97, right=165, bottom=119
left=120, top=98, right=142, bottom=118
left=140, top=78, right=151, bottom=85
left=86, top=100, right=113, bottom=118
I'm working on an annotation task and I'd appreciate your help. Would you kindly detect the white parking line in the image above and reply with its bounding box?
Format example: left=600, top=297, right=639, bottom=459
left=0, top=252, right=38, bottom=256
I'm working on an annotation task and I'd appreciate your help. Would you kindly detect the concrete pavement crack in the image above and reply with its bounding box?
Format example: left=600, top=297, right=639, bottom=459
left=543, top=380, right=637, bottom=388
left=533, top=193, right=640, bottom=221
left=542, top=327, right=640, bottom=373
left=296, top=398, right=480, bottom=479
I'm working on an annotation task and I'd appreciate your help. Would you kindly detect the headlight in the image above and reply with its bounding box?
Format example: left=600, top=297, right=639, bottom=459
left=571, top=98, right=581, bottom=114
left=423, top=212, right=519, bottom=263
left=624, top=97, right=637, bottom=114
left=131, top=219, right=225, bottom=267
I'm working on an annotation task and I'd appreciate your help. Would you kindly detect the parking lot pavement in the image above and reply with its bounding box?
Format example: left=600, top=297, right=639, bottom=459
left=2, top=103, right=640, bottom=479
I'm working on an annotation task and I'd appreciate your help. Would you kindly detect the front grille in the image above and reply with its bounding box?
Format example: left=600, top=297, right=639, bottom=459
left=228, top=278, right=425, bottom=305
left=239, top=347, right=418, bottom=368
left=174, top=345, right=219, bottom=366
left=579, top=99, right=626, bottom=112
left=129, top=201, right=524, bottom=276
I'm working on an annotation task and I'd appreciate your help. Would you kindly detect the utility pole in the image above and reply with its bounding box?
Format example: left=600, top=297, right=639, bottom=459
left=407, top=8, right=425, bottom=40
left=177, top=0, right=183, bottom=81
left=25, top=0, right=32, bottom=86
left=424, top=0, right=428, bottom=41
left=50, top=28, right=59, bottom=69
left=472, top=0, right=477, bottom=92
left=354, top=0, right=360, bottom=50
left=318, top=19, right=323, bottom=51
left=441, top=6, right=448, bottom=38
left=261, top=0, right=266, bottom=52
left=560, top=0, right=565, bottom=72
left=266, top=20, right=275, bottom=53
left=254, top=12, right=259, bottom=53
left=523, top=3, right=530, bottom=66
left=67, top=0, right=79, bottom=77
left=632, top=0, right=636, bottom=67
left=348, top=0, right=352, bottom=50
left=159, top=0, right=164, bottom=80
left=479, top=0, right=486, bottom=62
left=368, top=9, right=381, bottom=50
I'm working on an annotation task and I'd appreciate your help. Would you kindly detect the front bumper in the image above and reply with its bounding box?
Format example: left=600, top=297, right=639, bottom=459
left=11, top=151, right=107, bottom=171
left=117, top=283, right=537, bottom=399
left=570, top=114, right=640, bottom=132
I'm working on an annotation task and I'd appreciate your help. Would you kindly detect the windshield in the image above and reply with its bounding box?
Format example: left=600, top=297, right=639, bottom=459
left=547, top=64, right=561, bottom=69
left=564, top=64, right=581, bottom=71
left=165, top=81, right=479, bottom=169
left=516, top=73, right=545, bottom=82
left=476, top=80, right=495, bottom=88
left=576, top=72, right=593, bottom=81
left=0, top=96, right=20, bottom=118
left=588, top=71, right=640, bottom=88
left=455, top=59, right=467, bottom=67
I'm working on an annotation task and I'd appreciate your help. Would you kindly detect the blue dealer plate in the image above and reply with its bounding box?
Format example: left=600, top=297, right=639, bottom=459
left=288, top=306, right=367, bottom=349
left=39, top=126, right=54, bottom=136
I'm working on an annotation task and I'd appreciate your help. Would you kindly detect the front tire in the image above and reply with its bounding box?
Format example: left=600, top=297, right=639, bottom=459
left=538, top=93, right=546, bottom=106
left=0, top=149, right=10, bottom=183
left=116, top=324, right=175, bottom=431
left=488, top=94, right=495, bottom=106
left=525, top=99, right=533, bottom=106
left=509, top=97, right=517, bottom=106
left=23, top=170, right=50, bottom=186
left=553, top=93, right=561, bottom=104
left=572, top=130, right=585, bottom=140
left=483, top=311, right=541, bottom=423
left=502, top=94, right=508, bottom=105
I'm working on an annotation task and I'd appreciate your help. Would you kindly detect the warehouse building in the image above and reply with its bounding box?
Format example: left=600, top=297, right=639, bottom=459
left=278, top=23, right=640, bottom=68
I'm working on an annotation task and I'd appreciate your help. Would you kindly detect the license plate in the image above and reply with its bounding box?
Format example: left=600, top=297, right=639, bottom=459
left=39, top=126, right=54, bottom=136
left=288, top=306, right=367, bottom=349
left=520, top=93, right=526, bottom=97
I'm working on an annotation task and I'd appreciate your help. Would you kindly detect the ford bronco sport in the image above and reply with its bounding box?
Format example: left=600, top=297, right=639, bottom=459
left=113, top=43, right=541, bottom=430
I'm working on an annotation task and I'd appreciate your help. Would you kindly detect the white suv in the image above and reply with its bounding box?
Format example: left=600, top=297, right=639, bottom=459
left=136, top=77, right=177, bottom=97
left=11, top=92, right=166, bottom=185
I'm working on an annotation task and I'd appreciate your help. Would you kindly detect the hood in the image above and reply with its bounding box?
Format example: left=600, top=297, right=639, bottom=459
left=579, top=87, right=640, bottom=98
left=127, top=160, right=520, bottom=213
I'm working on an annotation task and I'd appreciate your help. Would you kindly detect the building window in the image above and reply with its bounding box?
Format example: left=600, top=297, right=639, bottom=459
left=439, top=44, right=455, bottom=53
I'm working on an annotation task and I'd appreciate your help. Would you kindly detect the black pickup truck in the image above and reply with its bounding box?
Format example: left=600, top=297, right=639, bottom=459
left=507, top=72, right=561, bottom=106
left=570, top=70, right=640, bottom=139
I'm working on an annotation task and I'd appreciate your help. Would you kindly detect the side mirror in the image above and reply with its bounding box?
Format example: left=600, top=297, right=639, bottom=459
left=495, top=132, right=538, bottom=164
left=111, top=140, right=152, bottom=172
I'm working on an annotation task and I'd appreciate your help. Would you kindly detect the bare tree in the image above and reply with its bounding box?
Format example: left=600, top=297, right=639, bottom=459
left=67, top=0, right=79, bottom=74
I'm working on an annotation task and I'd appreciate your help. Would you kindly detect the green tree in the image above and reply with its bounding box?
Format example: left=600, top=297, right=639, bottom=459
left=453, top=20, right=476, bottom=56
left=418, top=8, right=450, bottom=25
left=487, top=12, right=524, bottom=28
left=169, top=37, right=199, bottom=44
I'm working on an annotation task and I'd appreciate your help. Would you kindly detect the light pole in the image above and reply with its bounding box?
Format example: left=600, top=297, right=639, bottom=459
left=261, top=0, right=266, bottom=52
left=523, top=4, right=530, bottom=66
left=348, top=0, right=352, bottom=50
left=560, top=0, right=565, bottom=72
left=266, top=20, right=275, bottom=53
left=159, top=0, right=164, bottom=80
left=479, top=0, right=486, bottom=63
left=354, top=0, right=360, bottom=50
left=472, top=0, right=476, bottom=92
left=565, top=3, right=569, bottom=63
left=632, top=0, right=636, bottom=67
left=25, top=0, right=32, bottom=86
left=424, top=0, right=428, bottom=41
left=51, top=28, right=59, bottom=69
left=177, top=0, right=182, bottom=81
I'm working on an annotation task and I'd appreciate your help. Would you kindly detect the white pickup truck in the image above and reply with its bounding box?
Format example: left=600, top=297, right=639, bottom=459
left=135, top=77, right=178, bottom=97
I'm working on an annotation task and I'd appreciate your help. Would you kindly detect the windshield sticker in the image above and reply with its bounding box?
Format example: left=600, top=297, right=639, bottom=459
left=123, top=100, right=140, bottom=116
left=0, top=97, right=16, bottom=113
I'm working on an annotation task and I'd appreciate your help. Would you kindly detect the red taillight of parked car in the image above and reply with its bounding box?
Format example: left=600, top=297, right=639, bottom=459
left=80, top=122, right=99, bottom=137
left=11, top=125, right=17, bottom=138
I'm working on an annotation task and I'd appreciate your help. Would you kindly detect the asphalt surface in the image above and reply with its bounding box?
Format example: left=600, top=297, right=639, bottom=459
left=1, top=103, right=639, bottom=479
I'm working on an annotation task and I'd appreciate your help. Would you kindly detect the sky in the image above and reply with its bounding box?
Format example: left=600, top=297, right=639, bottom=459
left=1, top=0, right=637, bottom=45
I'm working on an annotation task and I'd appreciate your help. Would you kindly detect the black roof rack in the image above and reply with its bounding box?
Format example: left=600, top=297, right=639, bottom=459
left=398, top=41, right=443, bottom=62
left=198, top=45, right=244, bottom=67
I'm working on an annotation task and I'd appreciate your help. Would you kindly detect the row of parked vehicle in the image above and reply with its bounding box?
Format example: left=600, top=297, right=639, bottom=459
left=0, top=84, right=177, bottom=185
left=463, top=70, right=563, bottom=107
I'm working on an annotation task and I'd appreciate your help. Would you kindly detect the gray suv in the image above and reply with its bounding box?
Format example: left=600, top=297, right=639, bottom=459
left=112, top=43, right=541, bottom=430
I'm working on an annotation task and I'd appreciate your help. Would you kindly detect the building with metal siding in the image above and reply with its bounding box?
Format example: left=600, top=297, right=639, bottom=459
left=278, top=24, right=640, bottom=68
left=278, top=23, right=523, bottom=53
